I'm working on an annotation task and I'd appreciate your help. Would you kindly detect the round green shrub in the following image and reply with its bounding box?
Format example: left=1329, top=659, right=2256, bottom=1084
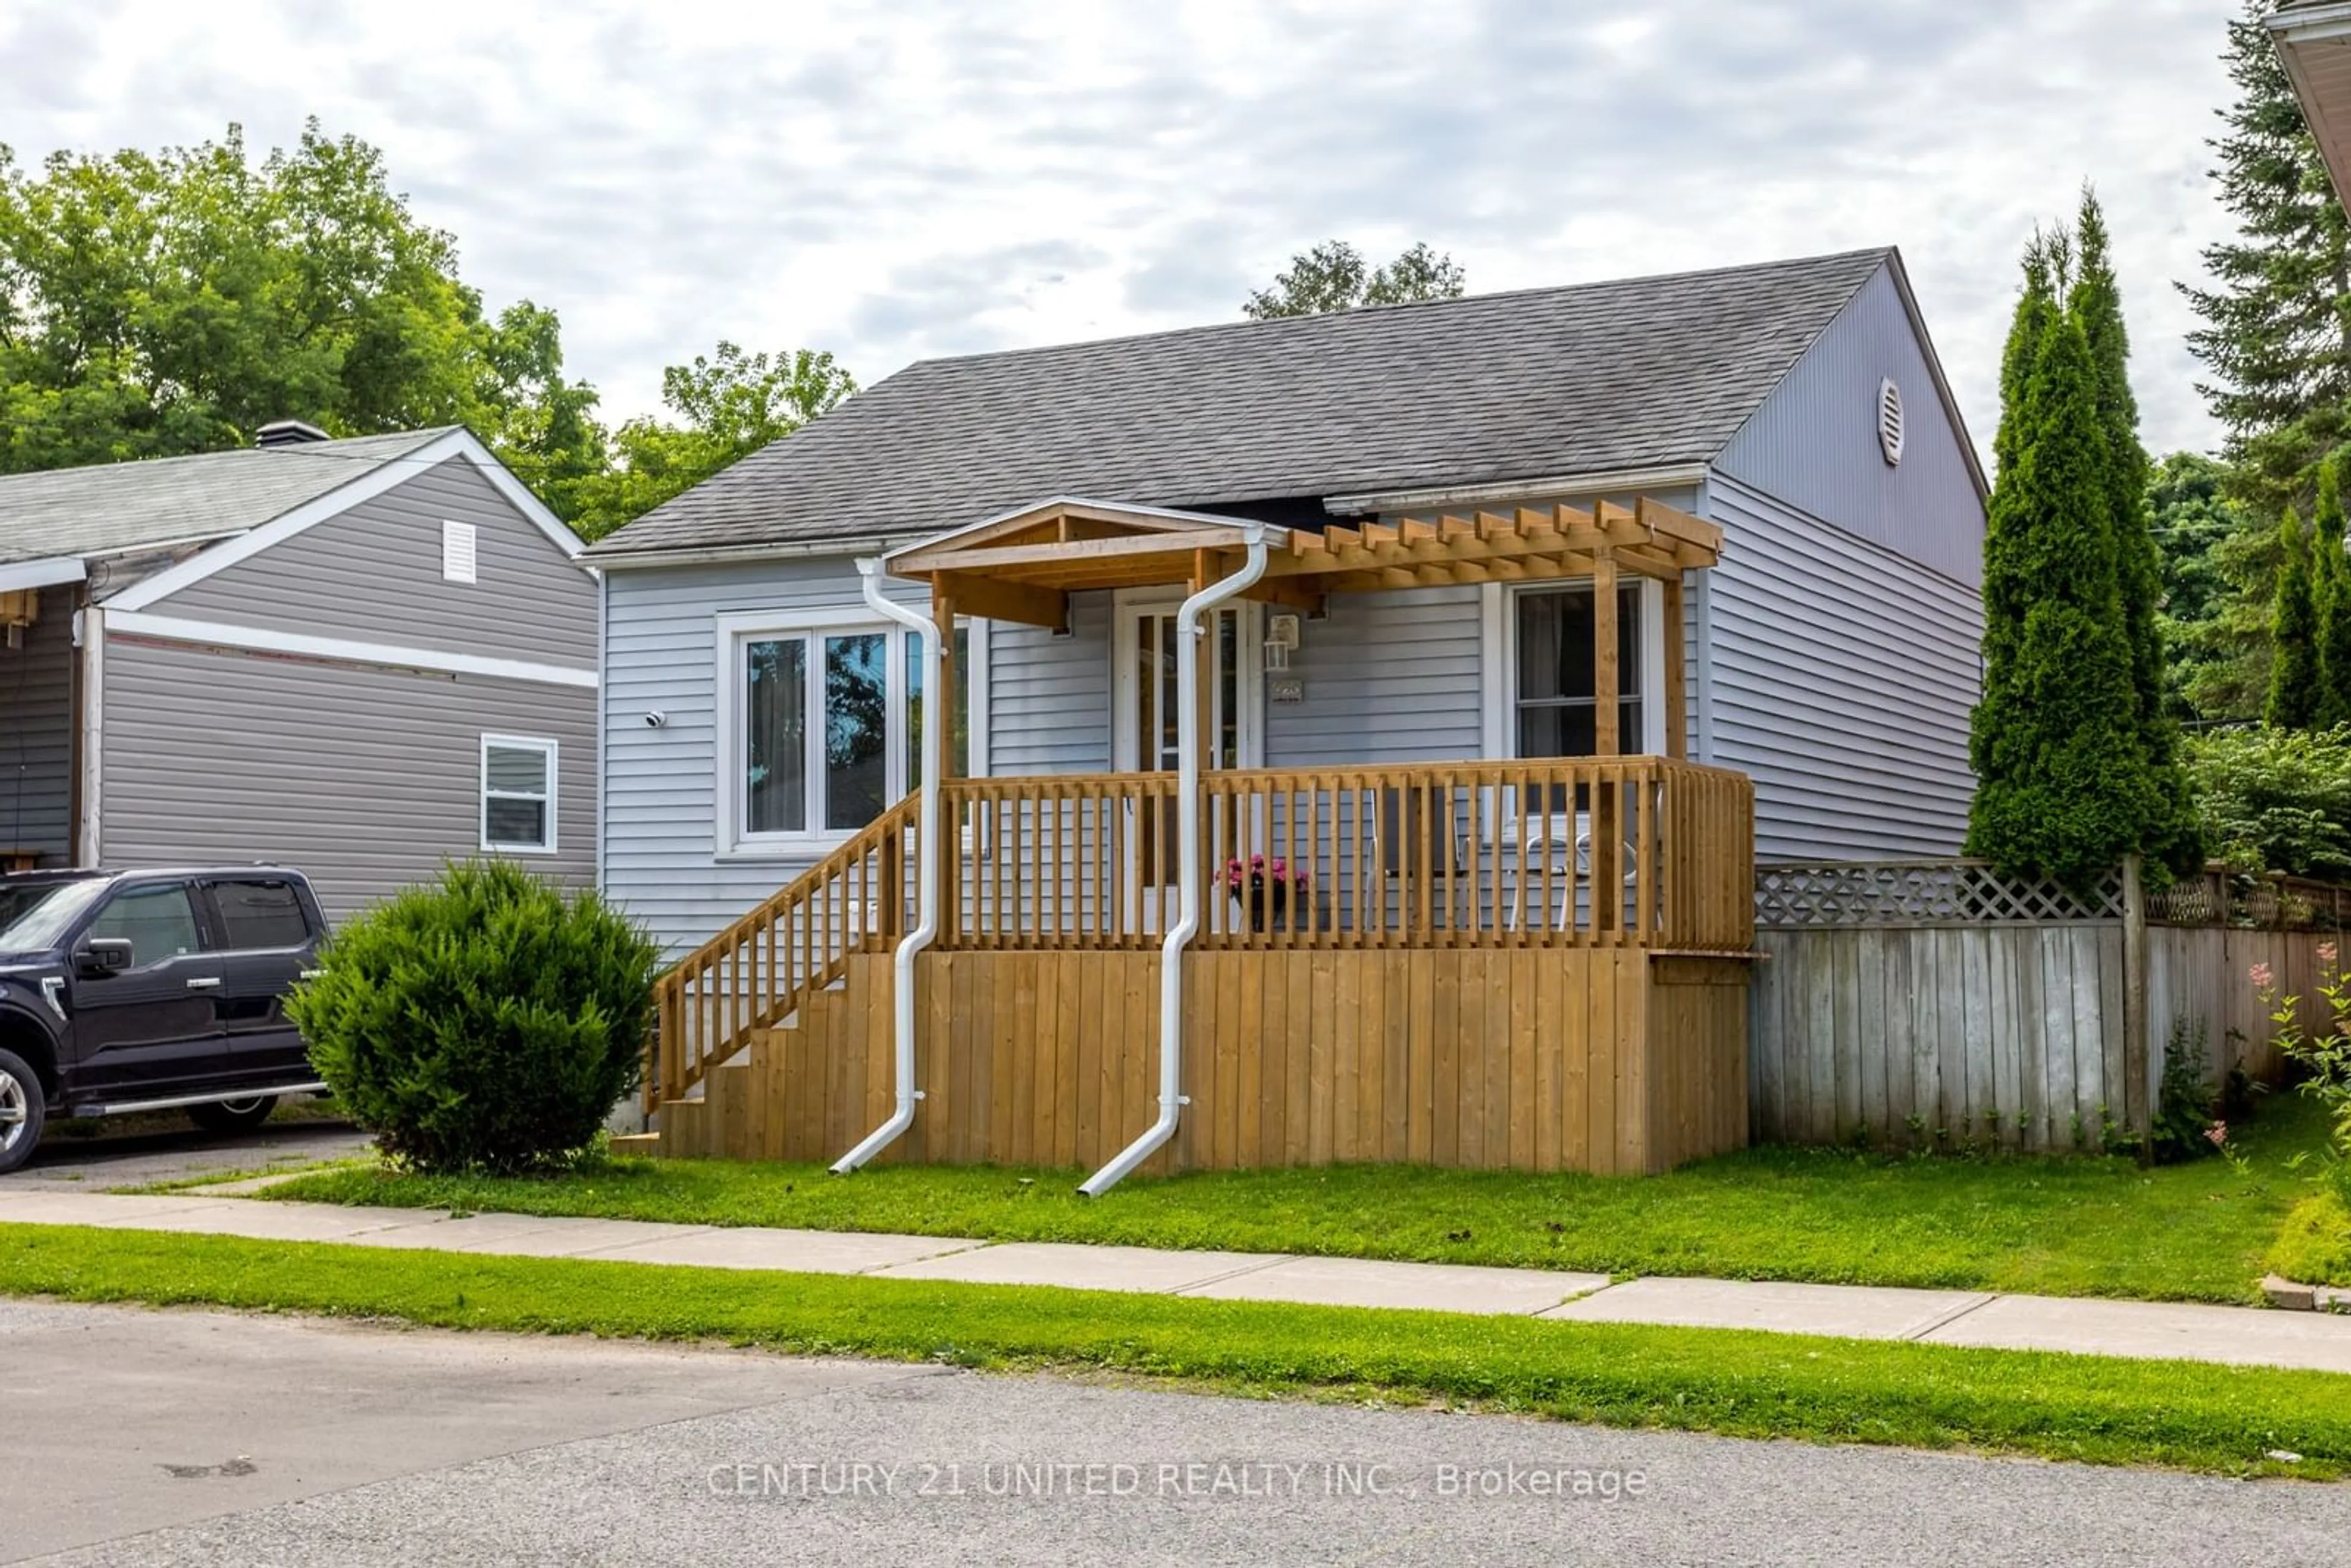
left=288, top=860, right=659, bottom=1174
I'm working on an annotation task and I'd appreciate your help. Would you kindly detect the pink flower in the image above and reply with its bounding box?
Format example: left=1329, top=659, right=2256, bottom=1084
left=2205, top=1121, right=2229, bottom=1148
left=2323, top=942, right=2339, bottom=969
left=2250, top=962, right=2275, bottom=990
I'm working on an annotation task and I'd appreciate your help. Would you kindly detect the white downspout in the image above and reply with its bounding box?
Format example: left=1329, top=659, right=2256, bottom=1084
left=831, top=561, right=944, bottom=1174
left=1080, top=525, right=1269, bottom=1196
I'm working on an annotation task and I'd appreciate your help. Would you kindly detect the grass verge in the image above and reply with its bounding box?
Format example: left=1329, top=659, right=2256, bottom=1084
left=1, top=1222, right=2344, bottom=1480
left=264, top=1095, right=2336, bottom=1305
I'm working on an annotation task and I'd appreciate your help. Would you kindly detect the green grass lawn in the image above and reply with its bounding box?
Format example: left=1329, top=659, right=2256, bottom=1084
left=264, top=1091, right=2339, bottom=1306
left=2, top=1222, right=2344, bottom=1480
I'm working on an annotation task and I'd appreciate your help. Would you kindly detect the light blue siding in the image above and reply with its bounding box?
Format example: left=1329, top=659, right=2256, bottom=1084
left=1713, top=262, right=1986, bottom=587
left=1702, top=473, right=1981, bottom=858
left=601, top=557, right=924, bottom=955
left=1264, top=586, right=1482, bottom=765
left=986, top=592, right=1113, bottom=775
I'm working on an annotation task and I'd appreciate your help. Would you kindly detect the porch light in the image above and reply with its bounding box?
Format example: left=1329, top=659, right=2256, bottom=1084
left=1264, top=611, right=1301, bottom=671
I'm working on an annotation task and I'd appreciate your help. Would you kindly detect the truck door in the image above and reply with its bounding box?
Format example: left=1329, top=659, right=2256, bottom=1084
left=66, top=879, right=227, bottom=1099
left=198, top=876, right=320, bottom=1081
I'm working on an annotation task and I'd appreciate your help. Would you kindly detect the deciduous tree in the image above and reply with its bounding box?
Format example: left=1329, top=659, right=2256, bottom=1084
left=565, top=344, right=855, bottom=541
left=0, top=122, right=600, bottom=492
left=1242, top=240, right=1466, bottom=319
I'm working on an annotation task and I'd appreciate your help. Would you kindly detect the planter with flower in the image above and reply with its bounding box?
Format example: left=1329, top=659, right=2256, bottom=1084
left=1220, top=854, right=1310, bottom=932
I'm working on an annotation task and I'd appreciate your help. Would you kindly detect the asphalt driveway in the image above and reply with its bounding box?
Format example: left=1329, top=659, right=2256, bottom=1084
left=2, top=1298, right=2346, bottom=1566
left=0, top=1114, right=369, bottom=1190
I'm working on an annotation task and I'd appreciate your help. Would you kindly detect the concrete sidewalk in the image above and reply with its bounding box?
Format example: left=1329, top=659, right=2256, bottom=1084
left=5, top=1187, right=2350, bottom=1376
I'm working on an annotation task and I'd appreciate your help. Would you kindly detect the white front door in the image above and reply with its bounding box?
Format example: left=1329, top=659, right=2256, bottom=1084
left=1113, top=598, right=1260, bottom=902
left=1112, top=599, right=1261, bottom=773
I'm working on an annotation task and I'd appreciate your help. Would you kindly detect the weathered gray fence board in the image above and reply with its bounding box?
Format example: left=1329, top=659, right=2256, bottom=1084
left=1757, top=912, right=2332, bottom=1151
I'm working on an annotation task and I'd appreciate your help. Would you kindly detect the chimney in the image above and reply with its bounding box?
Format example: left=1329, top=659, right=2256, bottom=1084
left=255, top=419, right=332, bottom=449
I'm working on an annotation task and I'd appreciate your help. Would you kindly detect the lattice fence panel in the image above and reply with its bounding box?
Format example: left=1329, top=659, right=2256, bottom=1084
left=1754, top=860, right=2122, bottom=929
left=2148, top=870, right=2351, bottom=931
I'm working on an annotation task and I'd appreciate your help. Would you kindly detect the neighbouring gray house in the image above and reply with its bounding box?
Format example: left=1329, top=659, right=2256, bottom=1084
left=0, top=422, right=598, bottom=921
left=587, top=247, right=1987, bottom=959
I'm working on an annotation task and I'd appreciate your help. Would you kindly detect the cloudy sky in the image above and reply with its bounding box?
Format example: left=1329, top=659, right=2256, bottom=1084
left=2, top=1, right=2253, bottom=460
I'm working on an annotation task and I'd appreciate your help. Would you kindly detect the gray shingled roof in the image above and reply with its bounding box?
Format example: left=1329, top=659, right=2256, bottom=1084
left=590, top=248, right=1892, bottom=559
left=0, top=427, right=455, bottom=567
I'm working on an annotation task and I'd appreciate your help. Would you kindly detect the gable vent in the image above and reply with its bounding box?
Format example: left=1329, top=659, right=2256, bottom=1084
left=441, top=520, right=478, bottom=583
left=1877, top=378, right=1905, bottom=467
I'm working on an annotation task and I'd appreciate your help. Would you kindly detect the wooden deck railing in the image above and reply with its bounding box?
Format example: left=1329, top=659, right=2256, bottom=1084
left=647, top=792, right=920, bottom=1111
left=939, top=758, right=1753, bottom=954
left=649, top=757, right=1754, bottom=1111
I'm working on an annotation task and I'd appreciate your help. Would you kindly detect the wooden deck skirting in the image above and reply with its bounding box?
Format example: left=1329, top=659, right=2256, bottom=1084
left=646, top=757, right=1755, bottom=1174
left=656, top=947, right=1750, bottom=1176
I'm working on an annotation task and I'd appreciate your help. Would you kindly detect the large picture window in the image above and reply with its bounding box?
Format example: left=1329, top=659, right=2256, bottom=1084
left=726, top=614, right=969, bottom=850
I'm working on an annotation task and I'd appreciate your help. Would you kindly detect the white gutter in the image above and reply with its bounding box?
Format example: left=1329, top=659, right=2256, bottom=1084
left=584, top=536, right=901, bottom=572
left=1079, top=524, right=1269, bottom=1197
left=0, top=555, right=88, bottom=594
left=831, top=561, right=944, bottom=1173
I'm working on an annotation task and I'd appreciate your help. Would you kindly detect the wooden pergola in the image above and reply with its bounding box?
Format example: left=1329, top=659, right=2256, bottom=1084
left=884, top=493, right=1725, bottom=766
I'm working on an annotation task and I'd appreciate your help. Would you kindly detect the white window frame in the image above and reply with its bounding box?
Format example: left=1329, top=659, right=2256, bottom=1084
left=714, top=606, right=948, bottom=857
left=480, top=734, right=558, bottom=855
left=1472, top=578, right=1668, bottom=856
left=1482, top=578, right=1665, bottom=762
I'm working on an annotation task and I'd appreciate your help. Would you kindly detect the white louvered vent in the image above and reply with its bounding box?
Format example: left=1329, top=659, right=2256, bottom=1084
left=441, top=520, right=478, bottom=583
left=1877, top=378, right=1905, bottom=467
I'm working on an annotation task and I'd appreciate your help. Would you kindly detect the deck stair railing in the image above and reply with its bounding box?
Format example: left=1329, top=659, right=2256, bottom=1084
left=647, top=792, right=920, bottom=1112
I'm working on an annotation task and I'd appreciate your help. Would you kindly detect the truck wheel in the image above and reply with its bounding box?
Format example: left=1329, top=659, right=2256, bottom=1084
left=187, top=1096, right=279, bottom=1135
left=0, top=1048, right=45, bottom=1176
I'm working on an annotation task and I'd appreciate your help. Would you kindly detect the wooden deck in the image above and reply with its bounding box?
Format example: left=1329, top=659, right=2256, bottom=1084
left=643, top=756, right=1757, bottom=1176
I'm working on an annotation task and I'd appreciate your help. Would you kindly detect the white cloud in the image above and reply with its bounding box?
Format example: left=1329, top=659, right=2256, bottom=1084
left=0, top=0, right=2248, bottom=461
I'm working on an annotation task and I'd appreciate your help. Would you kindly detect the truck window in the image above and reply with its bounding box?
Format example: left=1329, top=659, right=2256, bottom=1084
left=87, top=884, right=204, bottom=966
left=211, top=880, right=311, bottom=950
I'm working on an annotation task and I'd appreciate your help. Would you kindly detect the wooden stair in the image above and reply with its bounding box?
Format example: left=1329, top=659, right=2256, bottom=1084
left=640, top=792, right=921, bottom=1159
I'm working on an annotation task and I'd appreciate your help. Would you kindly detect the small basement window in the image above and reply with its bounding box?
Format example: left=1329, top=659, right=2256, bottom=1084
left=481, top=735, right=557, bottom=853
left=442, top=519, right=478, bottom=583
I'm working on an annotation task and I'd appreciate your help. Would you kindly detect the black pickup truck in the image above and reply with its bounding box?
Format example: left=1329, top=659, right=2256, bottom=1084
left=0, top=868, right=330, bottom=1174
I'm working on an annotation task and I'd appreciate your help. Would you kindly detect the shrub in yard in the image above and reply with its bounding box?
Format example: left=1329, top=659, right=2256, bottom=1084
left=288, top=861, right=659, bottom=1174
left=2150, top=1020, right=2224, bottom=1165
left=2184, top=724, right=2351, bottom=879
left=2267, top=1191, right=2351, bottom=1288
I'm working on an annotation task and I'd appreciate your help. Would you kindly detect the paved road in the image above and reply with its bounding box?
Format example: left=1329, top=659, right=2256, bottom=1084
left=0, top=1118, right=370, bottom=1190
left=2, top=1299, right=2344, bottom=1566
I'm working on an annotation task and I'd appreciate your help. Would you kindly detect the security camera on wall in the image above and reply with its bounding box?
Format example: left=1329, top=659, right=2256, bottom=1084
left=644, top=710, right=668, bottom=729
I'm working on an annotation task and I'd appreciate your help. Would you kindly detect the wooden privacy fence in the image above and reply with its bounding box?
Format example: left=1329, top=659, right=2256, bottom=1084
left=1750, top=860, right=2343, bottom=1152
